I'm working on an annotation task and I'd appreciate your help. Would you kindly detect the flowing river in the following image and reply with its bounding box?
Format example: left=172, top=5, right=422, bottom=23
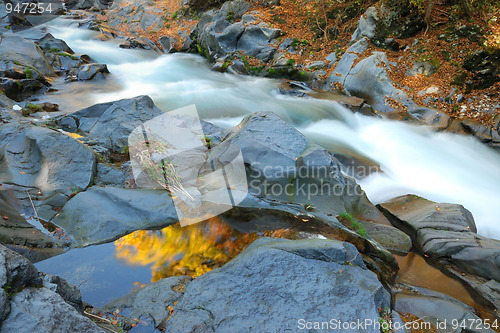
left=37, top=18, right=500, bottom=239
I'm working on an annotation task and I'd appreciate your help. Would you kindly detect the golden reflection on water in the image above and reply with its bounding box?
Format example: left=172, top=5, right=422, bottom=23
left=114, top=217, right=291, bottom=281
left=395, top=253, right=476, bottom=307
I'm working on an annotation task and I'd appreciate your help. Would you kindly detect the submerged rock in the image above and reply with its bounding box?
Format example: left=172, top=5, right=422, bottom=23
left=165, top=238, right=390, bottom=332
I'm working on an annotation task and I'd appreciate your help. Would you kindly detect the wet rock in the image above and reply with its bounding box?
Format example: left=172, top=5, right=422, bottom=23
left=40, top=272, right=84, bottom=313
left=52, top=187, right=179, bottom=246
left=226, top=59, right=249, bottom=75
left=57, top=95, right=163, bottom=152
left=357, top=221, right=412, bottom=255
left=228, top=194, right=398, bottom=284
left=165, top=238, right=390, bottom=332
left=58, top=55, right=83, bottom=72
left=395, top=286, right=496, bottom=333
left=104, top=276, right=192, bottom=328
left=119, top=37, right=161, bottom=52
left=33, top=33, right=74, bottom=54
left=0, top=244, right=42, bottom=291
left=379, top=195, right=500, bottom=314
left=158, top=36, right=174, bottom=53
left=0, top=77, right=45, bottom=101
left=236, top=24, right=280, bottom=57
left=460, top=118, right=497, bottom=146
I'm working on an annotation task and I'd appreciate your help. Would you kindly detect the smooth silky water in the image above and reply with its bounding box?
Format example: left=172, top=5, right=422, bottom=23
left=30, top=17, right=500, bottom=309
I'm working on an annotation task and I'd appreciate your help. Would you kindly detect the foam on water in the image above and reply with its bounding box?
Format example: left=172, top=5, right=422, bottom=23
left=44, top=18, right=500, bottom=239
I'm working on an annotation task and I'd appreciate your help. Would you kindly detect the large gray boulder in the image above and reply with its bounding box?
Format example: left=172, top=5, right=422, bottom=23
left=325, top=39, right=450, bottom=129
left=0, top=245, right=103, bottom=332
left=57, top=95, right=163, bottom=152
left=208, top=112, right=388, bottom=224
left=51, top=187, right=179, bottom=246
left=165, top=238, right=390, bottom=332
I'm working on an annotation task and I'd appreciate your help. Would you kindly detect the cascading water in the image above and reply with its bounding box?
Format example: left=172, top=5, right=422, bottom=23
left=40, top=18, right=500, bottom=239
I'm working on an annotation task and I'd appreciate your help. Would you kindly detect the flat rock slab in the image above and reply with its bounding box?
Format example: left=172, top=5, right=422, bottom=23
left=379, top=195, right=500, bottom=316
left=165, top=237, right=390, bottom=332
left=52, top=187, right=179, bottom=247
left=378, top=195, right=500, bottom=282
left=395, top=289, right=496, bottom=333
